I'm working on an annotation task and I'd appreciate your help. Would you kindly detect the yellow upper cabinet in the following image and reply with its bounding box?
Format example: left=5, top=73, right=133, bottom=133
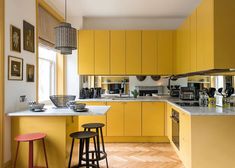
left=157, top=31, right=173, bottom=75
left=124, top=102, right=142, bottom=136
left=78, top=30, right=94, bottom=75
left=142, top=31, right=157, bottom=75
left=142, top=102, right=165, bottom=136
left=110, top=31, right=126, bottom=75
left=190, top=10, right=197, bottom=73
left=196, top=0, right=214, bottom=71
left=126, top=31, right=142, bottom=75
left=94, top=30, right=110, bottom=75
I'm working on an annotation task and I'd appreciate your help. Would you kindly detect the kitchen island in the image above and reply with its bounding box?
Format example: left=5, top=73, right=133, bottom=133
left=8, top=105, right=110, bottom=168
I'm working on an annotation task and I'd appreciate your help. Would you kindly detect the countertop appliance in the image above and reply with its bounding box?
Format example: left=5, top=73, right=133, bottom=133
left=170, top=85, right=180, bottom=97
left=180, top=87, right=195, bottom=100
left=171, top=109, right=179, bottom=149
left=108, top=83, right=122, bottom=94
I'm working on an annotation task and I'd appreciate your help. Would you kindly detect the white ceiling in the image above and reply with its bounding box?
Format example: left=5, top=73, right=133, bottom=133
left=45, top=0, right=201, bottom=18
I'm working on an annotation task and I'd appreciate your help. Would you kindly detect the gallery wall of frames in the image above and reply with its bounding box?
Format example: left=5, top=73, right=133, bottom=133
left=8, top=20, right=35, bottom=82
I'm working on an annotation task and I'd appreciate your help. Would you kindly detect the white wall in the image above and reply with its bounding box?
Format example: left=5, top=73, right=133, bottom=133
left=4, top=0, right=36, bottom=162
left=65, top=16, right=83, bottom=97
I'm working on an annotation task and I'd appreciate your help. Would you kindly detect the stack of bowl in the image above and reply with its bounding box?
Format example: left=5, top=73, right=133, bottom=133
left=66, top=101, right=87, bottom=112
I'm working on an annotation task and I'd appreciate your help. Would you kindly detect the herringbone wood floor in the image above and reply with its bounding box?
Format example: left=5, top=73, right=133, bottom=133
left=98, top=143, right=184, bottom=168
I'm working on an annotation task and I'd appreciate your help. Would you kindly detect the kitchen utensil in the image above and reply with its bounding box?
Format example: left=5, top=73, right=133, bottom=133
left=136, top=76, right=146, bottom=81
left=208, top=88, right=216, bottom=98
left=151, top=75, right=161, bottom=81
left=50, top=95, right=76, bottom=108
left=218, top=88, right=224, bottom=97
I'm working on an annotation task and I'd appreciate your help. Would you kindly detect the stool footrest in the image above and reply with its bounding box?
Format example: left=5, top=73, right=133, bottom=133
left=82, top=150, right=107, bottom=161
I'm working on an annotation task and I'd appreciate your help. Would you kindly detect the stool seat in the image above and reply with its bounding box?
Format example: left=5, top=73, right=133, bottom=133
left=15, top=133, right=46, bottom=142
left=82, top=123, right=105, bottom=129
left=70, top=131, right=97, bottom=139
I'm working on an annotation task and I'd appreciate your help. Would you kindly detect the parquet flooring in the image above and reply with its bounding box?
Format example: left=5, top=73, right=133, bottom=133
left=98, top=143, right=185, bottom=168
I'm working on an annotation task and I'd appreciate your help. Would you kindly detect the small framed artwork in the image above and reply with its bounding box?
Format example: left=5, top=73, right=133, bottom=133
left=23, top=20, right=35, bottom=53
left=8, top=56, right=23, bottom=81
left=26, top=64, right=35, bottom=82
left=10, top=25, right=21, bottom=52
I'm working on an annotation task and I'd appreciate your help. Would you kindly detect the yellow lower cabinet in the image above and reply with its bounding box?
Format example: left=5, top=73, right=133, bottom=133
left=179, top=112, right=191, bottom=168
left=124, top=102, right=142, bottom=136
left=107, top=102, right=124, bottom=136
left=78, top=102, right=107, bottom=136
left=142, top=102, right=165, bottom=136
left=166, top=103, right=172, bottom=141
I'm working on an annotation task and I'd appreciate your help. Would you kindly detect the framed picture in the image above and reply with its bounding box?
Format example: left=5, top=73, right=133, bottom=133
left=10, top=25, right=21, bottom=52
left=8, top=56, right=23, bottom=81
left=26, top=64, right=35, bottom=82
left=23, top=20, right=35, bottom=53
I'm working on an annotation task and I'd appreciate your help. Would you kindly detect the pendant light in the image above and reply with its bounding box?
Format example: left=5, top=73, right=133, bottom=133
left=55, top=0, right=77, bottom=55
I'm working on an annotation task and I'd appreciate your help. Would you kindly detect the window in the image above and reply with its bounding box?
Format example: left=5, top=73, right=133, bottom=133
left=38, top=45, right=57, bottom=102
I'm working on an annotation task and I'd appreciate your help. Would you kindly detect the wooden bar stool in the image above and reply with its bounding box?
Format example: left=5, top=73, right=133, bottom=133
left=14, top=132, right=48, bottom=168
left=68, top=131, right=99, bottom=168
left=82, top=123, right=109, bottom=168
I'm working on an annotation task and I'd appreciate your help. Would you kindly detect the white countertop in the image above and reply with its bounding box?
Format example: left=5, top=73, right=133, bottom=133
left=78, top=97, right=235, bottom=116
left=7, top=96, right=235, bottom=116
left=7, top=105, right=110, bottom=117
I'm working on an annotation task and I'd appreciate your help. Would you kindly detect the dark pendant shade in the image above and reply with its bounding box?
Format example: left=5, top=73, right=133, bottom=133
left=55, top=22, right=77, bottom=55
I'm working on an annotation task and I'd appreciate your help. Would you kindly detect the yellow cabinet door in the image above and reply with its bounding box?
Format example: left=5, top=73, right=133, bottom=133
left=78, top=102, right=107, bottom=136
left=157, top=31, right=173, bottom=75
left=142, top=31, right=157, bottom=75
left=166, top=104, right=172, bottom=141
left=124, top=102, right=142, bottom=136
left=196, top=0, right=214, bottom=71
left=78, top=30, right=94, bottom=75
left=110, top=31, right=125, bottom=75
left=94, top=30, right=110, bottom=75
left=190, top=10, right=197, bottom=73
left=142, top=102, right=165, bottom=136
left=107, top=102, right=124, bottom=136
left=179, top=112, right=191, bottom=168
left=126, top=31, right=141, bottom=75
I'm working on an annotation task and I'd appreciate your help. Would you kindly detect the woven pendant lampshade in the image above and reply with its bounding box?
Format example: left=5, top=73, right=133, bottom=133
left=55, top=0, right=77, bottom=55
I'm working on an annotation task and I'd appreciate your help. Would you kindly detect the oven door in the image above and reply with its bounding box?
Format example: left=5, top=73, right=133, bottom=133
left=172, top=115, right=179, bottom=149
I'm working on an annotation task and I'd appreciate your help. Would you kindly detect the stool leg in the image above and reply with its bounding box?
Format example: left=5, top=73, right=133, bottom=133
left=29, top=141, right=34, bottom=168
left=96, top=128, right=101, bottom=159
left=68, top=138, right=75, bottom=168
left=93, top=137, right=100, bottom=168
left=100, top=128, right=109, bottom=168
left=85, top=138, right=90, bottom=168
left=78, top=139, right=84, bottom=167
left=42, top=139, right=49, bottom=168
left=13, top=142, right=20, bottom=168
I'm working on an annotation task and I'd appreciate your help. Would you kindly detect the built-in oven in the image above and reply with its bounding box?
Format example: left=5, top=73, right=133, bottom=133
left=171, top=109, right=180, bottom=149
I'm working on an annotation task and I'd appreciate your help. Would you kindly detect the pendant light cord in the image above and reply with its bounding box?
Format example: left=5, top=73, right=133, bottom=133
left=65, top=0, right=67, bottom=22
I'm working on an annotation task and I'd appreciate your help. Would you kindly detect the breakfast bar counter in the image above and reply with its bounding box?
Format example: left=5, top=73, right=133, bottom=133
left=7, top=105, right=110, bottom=117
left=9, top=105, right=110, bottom=168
